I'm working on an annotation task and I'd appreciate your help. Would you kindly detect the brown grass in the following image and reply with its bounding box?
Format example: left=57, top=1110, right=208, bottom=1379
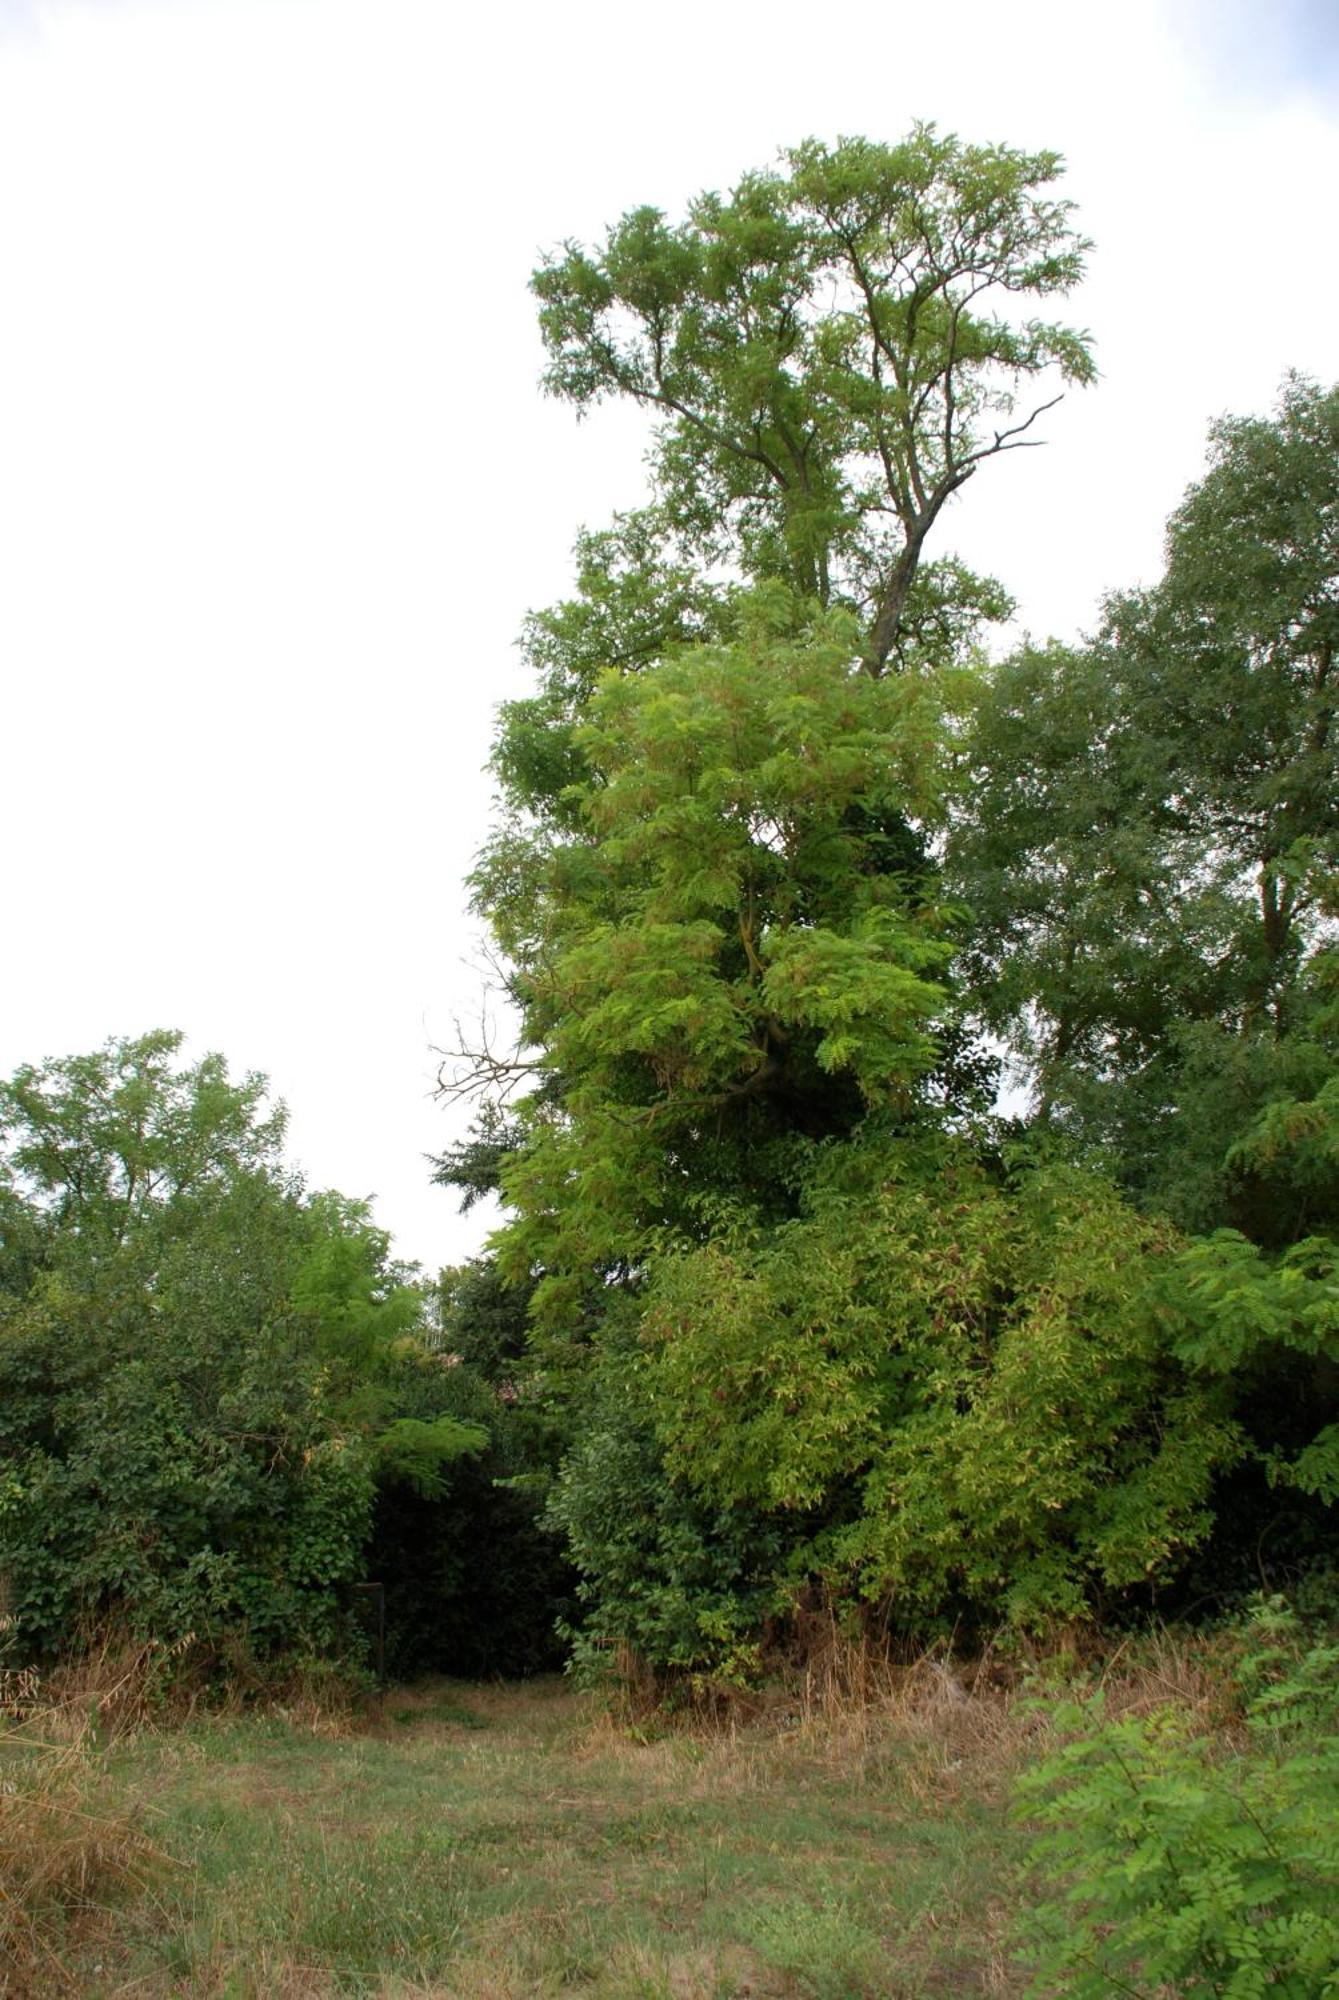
left=0, top=1631, right=371, bottom=1994
left=0, top=1727, right=172, bottom=1996
left=29, top=1625, right=368, bottom=1747
left=0, top=1621, right=1252, bottom=1996
left=578, top=1611, right=1252, bottom=1815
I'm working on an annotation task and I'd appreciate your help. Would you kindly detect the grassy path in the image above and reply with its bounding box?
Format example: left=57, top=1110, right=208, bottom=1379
left=7, top=1676, right=1027, bottom=1997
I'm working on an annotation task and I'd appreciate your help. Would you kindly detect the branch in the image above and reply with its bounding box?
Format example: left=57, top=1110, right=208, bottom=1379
left=960, top=393, right=1064, bottom=470
left=431, top=964, right=544, bottom=1107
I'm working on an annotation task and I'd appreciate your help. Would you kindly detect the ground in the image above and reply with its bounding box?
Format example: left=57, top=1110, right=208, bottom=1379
left=2, top=1674, right=1028, bottom=1997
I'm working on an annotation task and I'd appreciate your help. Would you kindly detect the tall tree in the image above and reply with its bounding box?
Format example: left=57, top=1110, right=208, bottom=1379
left=455, top=126, right=1093, bottom=1156
left=431, top=135, right=1253, bottom=1666
left=472, top=127, right=1091, bottom=1001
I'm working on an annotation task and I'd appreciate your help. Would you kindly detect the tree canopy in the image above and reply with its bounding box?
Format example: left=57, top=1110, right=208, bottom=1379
left=951, top=374, right=1339, bottom=1239
left=443, top=136, right=1338, bottom=1675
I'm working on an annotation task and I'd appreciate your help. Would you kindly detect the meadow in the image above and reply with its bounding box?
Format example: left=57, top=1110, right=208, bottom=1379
left=2, top=1657, right=1054, bottom=1998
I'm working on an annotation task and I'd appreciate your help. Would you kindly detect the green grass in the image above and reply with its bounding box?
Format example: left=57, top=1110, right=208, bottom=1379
left=4, top=1676, right=1027, bottom=1996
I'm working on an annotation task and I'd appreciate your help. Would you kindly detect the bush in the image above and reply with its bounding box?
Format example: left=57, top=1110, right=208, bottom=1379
left=0, top=1037, right=378, bottom=1666
left=1015, top=1603, right=1339, bottom=1997
left=643, top=1147, right=1238, bottom=1641
left=0, top=1294, right=376, bottom=1660
left=545, top=1370, right=788, bottom=1689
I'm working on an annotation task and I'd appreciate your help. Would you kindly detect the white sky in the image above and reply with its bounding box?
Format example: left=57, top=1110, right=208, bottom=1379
left=1, top=0, right=1336, bottom=1270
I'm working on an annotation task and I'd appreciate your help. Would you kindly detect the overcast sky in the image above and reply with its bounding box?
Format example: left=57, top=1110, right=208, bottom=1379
left=1, top=0, right=1335, bottom=1270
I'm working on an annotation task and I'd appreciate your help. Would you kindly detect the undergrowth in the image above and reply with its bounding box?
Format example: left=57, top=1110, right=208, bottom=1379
left=0, top=1730, right=166, bottom=1995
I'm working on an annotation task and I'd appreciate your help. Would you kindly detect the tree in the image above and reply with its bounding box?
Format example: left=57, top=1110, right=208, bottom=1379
left=0, top=1034, right=522, bottom=1670
left=461, top=128, right=1091, bottom=1114
left=437, top=134, right=1261, bottom=1667
left=0, top=1028, right=283, bottom=1248
left=533, top=127, right=1092, bottom=673
left=539, top=1136, right=1237, bottom=1676
left=460, top=127, right=1094, bottom=1233
left=479, top=589, right=961, bottom=1331
left=946, top=382, right=1339, bottom=1593
left=641, top=1143, right=1235, bottom=1638
left=951, top=376, right=1339, bottom=1238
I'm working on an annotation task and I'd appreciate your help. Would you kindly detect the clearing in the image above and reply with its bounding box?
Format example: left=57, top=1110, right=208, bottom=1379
left=3, top=1673, right=1028, bottom=1997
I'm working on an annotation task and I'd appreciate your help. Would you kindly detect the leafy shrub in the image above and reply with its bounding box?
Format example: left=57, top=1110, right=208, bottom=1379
left=545, top=1364, right=788, bottom=1688
left=0, top=1279, right=377, bottom=1660
left=0, top=1038, right=384, bottom=1666
left=643, top=1144, right=1238, bottom=1641
left=1015, top=1603, right=1339, bottom=1996
left=0, top=1035, right=583, bottom=1680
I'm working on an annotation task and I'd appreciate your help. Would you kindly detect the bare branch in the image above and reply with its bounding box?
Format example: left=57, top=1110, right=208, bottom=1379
left=960, top=392, right=1064, bottom=469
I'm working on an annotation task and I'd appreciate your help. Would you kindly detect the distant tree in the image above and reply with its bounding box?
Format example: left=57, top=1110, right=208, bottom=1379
left=0, top=1028, right=283, bottom=1247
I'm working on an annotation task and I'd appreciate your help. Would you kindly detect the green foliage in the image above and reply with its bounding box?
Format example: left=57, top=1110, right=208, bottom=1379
left=1016, top=1604, right=1339, bottom=1997
left=431, top=1256, right=532, bottom=1382
left=0, top=1037, right=383, bottom=1659
left=643, top=1143, right=1237, bottom=1635
left=493, top=509, right=734, bottom=833
left=453, top=147, right=1339, bottom=1670
left=470, top=125, right=1094, bottom=1376
left=951, top=377, right=1339, bottom=1242
left=937, top=379, right=1339, bottom=1606
left=1170, top=1229, right=1339, bottom=1505
left=369, top=1415, right=487, bottom=1500
left=533, top=1138, right=1240, bottom=1675
left=481, top=589, right=964, bottom=1327
left=544, top=1351, right=786, bottom=1684
left=289, top=1195, right=424, bottom=1385
left=0, top=1033, right=539, bottom=1672
left=534, top=126, right=1090, bottom=668
left=0, top=1029, right=284, bottom=1242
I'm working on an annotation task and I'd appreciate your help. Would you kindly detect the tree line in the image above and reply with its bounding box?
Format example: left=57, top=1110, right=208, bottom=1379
left=2, top=126, right=1335, bottom=1686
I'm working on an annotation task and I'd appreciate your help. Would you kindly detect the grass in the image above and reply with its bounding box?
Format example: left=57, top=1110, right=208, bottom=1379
left=0, top=1667, right=1031, bottom=1997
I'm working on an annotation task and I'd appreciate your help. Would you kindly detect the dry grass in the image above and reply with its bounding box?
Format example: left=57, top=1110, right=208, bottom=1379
left=0, top=1728, right=172, bottom=1996
left=574, top=1614, right=1255, bottom=1829
left=30, top=1625, right=368, bottom=1743
left=0, top=1632, right=372, bottom=1995
left=0, top=1622, right=1253, bottom=1997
